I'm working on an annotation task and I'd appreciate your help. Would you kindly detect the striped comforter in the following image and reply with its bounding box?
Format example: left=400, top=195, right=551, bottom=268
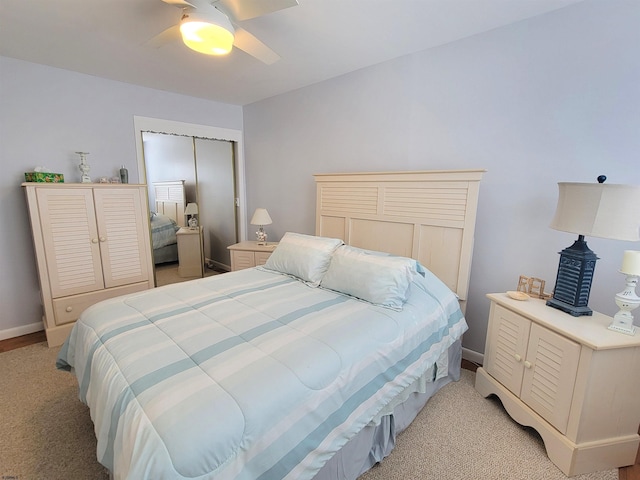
left=57, top=267, right=467, bottom=480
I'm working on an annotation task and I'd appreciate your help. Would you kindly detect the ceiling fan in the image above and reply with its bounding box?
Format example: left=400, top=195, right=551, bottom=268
left=148, top=0, right=298, bottom=64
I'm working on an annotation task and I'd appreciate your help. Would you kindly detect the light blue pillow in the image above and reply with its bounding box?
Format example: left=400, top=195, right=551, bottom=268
left=263, top=232, right=344, bottom=286
left=320, top=245, right=417, bottom=310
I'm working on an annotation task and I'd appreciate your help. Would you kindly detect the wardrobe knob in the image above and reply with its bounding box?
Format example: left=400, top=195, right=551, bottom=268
left=99, top=236, right=106, bottom=242
left=524, top=361, right=532, bottom=369
left=91, top=238, right=98, bottom=244
left=514, top=354, right=522, bottom=362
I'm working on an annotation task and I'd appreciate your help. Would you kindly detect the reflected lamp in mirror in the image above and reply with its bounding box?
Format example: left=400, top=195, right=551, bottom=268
left=609, top=250, right=640, bottom=335
left=250, top=208, right=272, bottom=245
left=185, top=202, right=199, bottom=229
left=547, top=176, right=640, bottom=317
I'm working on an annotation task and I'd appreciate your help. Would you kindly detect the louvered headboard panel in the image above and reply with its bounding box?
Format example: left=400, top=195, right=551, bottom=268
left=314, top=170, right=485, bottom=311
left=153, top=180, right=186, bottom=227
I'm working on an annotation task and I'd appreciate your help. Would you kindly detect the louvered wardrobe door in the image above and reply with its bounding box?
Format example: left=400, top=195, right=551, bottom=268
left=93, top=188, right=150, bottom=288
left=520, top=323, right=580, bottom=435
left=36, top=188, right=105, bottom=298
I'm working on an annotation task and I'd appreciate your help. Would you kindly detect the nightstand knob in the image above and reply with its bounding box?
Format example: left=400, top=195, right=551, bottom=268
left=65, top=306, right=73, bottom=312
left=514, top=354, right=522, bottom=362
left=524, top=361, right=532, bottom=369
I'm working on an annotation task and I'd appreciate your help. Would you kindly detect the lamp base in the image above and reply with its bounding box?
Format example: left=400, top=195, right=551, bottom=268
left=546, top=297, right=593, bottom=317
left=608, top=321, right=637, bottom=336
left=547, top=235, right=598, bottom=317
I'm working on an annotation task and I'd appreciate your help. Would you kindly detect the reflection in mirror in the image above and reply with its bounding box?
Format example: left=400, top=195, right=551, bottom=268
left=142, top=132, right=238, bottom=286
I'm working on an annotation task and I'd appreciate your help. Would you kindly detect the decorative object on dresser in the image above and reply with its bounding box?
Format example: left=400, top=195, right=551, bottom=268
left=227, top=240, right=277, bottom=271
left=176, top=226, right=204, bottom=278
left=76, top=151, right=91, bottom=183
left=119, top=165, right=128, bottom=184
left=517, top=275, right=550, bottom=299
left=475, top=293, right=640, bottom=476
left=250, top=207, right=272, bottom=245
left=547, top=176, right=640, bottom=316
left=184, top=202, right=199, bottom=229
left=609, top=250, right=640, bottom=335
left=22, top=183, right=155, bottom=347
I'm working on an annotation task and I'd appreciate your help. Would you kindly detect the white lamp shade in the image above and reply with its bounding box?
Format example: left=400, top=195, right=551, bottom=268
left=250, top=208, right=272, bottom=226
left=550, top=182, right=640, bottom=241
left=621, top=250, right=640, bottom=275
left=184, top=203, right=199, bottom=215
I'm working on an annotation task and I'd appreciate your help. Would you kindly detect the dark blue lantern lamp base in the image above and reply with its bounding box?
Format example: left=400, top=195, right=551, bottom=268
left=546, top=234, right=599, bottom=316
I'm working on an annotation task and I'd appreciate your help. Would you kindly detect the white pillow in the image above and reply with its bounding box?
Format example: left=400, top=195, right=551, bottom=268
left=263, top=232, right=344, bottom=286
left=320, top=245, right=417, bottom=310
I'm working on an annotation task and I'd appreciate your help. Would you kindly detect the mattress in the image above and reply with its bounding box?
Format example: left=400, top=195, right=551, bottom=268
left=57, top=267, right=467, bottom=480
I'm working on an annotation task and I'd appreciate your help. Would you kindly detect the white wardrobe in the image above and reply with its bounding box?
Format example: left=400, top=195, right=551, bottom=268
left=23, top=183, right=155, bottom=347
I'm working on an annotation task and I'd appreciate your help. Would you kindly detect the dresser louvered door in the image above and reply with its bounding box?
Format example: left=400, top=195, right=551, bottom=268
left=93, top=188, right=149, bottom=288
left=36, top=188, right=105, bottom=298
left=485, top=303, right=580, bottom=435
left=520, top=323, right=580, bottom=434
left=485, top=304, right=530, bottom=395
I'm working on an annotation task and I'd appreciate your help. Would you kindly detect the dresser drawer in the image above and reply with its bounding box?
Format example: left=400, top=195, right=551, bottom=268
left=52, top=282, right=150, bottom=326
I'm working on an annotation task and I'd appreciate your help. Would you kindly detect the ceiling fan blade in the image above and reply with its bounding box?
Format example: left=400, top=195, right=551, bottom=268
left=233, top=27, right=280, bottom=64
left=217, top=0, right=298, bottom=21
left=144, top=25, right=181, bottom=48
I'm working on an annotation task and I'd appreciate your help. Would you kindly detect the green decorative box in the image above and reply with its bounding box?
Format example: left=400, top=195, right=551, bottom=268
left=24, top=172, right=65, bottom=183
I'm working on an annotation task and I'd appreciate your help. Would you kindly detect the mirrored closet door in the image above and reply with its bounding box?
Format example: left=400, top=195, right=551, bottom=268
left=142, top=131, right=238, bottom=286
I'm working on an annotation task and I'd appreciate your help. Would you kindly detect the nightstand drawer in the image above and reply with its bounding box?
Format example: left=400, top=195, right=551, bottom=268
left=228, top=241, right=278, bottom=271
left=255, top=251, right=273, bottom=266
left=232, top=250, right=257, bottom=270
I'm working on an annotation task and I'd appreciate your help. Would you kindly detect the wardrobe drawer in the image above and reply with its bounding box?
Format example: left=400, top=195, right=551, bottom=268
left=52, top=282, right=149, bottom=326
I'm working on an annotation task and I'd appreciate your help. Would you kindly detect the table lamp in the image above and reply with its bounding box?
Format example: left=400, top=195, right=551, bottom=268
left=250, top=208, right=272, bottom=245
left=184, top=203, right=199, bottom=229
left=547, top=176, right=640, bottom=316
left=609, top=250, right=640, bottom=335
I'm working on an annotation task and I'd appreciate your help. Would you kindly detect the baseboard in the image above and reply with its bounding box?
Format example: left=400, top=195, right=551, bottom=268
left=205, top=258, right=230, bottom=272
left=0, top=321, right=44, bottom=341
left=462, top=347, right=484, bottom=366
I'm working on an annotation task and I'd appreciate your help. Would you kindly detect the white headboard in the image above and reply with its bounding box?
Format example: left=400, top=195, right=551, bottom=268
left=315, top=170, right=485, bottom=312
left=153, top=180, right=186, bottom=227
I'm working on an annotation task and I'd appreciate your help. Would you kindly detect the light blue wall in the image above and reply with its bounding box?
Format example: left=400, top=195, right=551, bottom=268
left=242, top=0, right=640, bottom=355
left=0, top=57, right=242, bottom=336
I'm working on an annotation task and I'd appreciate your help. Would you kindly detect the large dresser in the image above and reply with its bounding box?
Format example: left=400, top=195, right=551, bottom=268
left=23, top=183, right=155, bottom=347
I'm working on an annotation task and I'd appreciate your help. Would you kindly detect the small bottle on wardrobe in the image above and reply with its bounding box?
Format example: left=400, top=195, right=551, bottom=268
left=119, top=165, right=129, bottom=184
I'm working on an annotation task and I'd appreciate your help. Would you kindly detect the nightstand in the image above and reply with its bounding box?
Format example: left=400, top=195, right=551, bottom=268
left=227, top=241, right=278, bottom=271
left=177, top=226, right=204, bottom=278
left=475, top=293, right=640, bottom=476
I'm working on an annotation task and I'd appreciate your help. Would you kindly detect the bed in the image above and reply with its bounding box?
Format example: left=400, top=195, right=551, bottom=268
left=57, top=169, right=485, bottom=480
left=151, top=181, right=186, bottom=264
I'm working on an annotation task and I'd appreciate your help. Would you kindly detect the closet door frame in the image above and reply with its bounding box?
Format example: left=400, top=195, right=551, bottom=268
left=133, top=116, right=247, bottom=243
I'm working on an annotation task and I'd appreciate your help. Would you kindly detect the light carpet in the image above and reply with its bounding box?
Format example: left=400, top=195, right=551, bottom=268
left=0, top=343, right=618, bottom=480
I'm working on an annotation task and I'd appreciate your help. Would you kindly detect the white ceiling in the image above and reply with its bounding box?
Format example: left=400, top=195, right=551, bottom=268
left=0, top=0, right=583, bottom=106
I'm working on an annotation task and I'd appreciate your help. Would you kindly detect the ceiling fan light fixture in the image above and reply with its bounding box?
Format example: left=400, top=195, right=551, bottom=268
left=179, top=9, right=234, bottom=56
